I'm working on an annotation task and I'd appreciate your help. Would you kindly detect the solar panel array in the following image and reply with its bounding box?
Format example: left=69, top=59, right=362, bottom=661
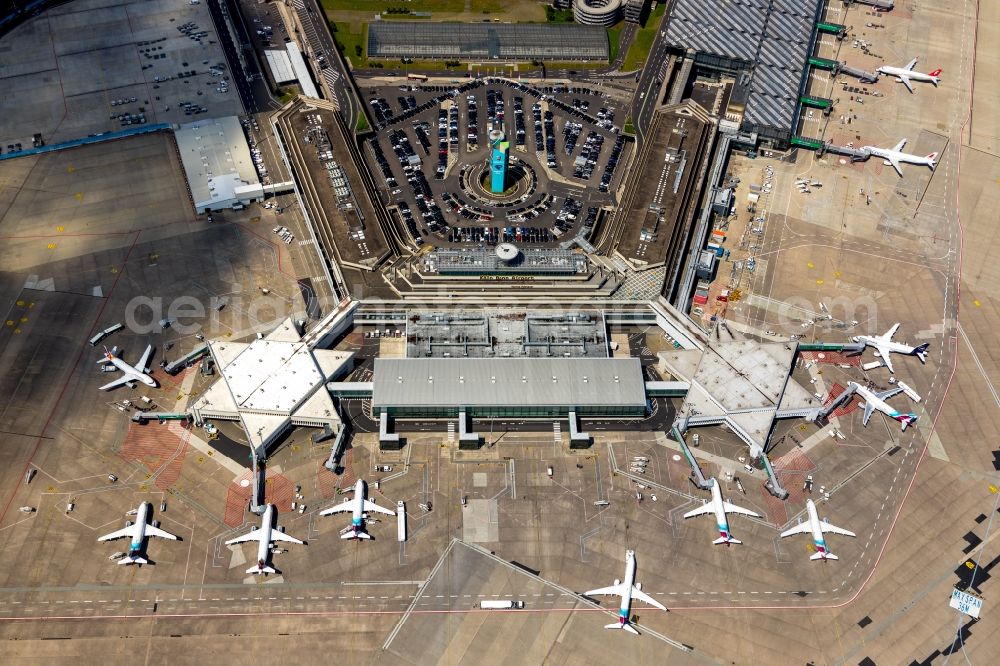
left=664, top=0, right=824, bottom=134
left=368, top=22, right=609, bottom=62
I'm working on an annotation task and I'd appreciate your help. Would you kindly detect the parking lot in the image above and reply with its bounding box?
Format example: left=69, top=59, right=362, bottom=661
left=361, top=77, right=631, bottom=251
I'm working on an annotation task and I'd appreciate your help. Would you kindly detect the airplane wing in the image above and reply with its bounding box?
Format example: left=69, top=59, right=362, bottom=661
left=722, top=501, right=761, bottom=518
left=145, top=525, right=180, bottom=540
left=136, top=345, right=153, bottom=372
left=819, top=520, right=856, bottom=538
left=779, top=522, right=812, bottom=538
left=897, top=76, right=914, bottom=94
left=904, top=57, right=917, bottom=71
left=861, top=402, right=876, bottom=426
left=270, top=529, right=304, bottom=545
left=882, top=323, right=901, bottom=340
left=885, top=155, right=904, bottom=177
left=97, top=527, right=132, bottom=542
left=631, top=586, right=667, bottom=611
left=99, top=375, right=134, bottom=391
left=585, top=583, right=626, bottom=598
left=319, top=499, right=354, bottom=516
left=891, top=139, right=907, bottom=152
left=876, top=344, right=896, bottom=374
left=225, top=528, right=264, bottom=545
left=363, top=499, right=396, bottom=516
left=682, top=503, right=714, bottom=519
left=875, top=387, right=903, bottom=401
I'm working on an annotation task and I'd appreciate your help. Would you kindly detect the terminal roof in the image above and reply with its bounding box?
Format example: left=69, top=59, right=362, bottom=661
left=373, top=358, right=646, bottom=409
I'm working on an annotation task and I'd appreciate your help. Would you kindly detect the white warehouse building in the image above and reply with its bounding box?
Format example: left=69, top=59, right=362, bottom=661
left=175, top=116, right=263, bottom=214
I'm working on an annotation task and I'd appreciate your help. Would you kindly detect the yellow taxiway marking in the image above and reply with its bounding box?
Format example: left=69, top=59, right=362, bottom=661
left=56, top=225, right=64, bottom=232
left=5, top=320, right=13, bottom=327
left=74, top=192, right=84, bottom=201
left=816, top=279, right=825, bottom=285
left=807, top=261, right=815, bottom=269
left=46, top=243, right=57, bottom=249
left=989, top=484, right=998, bottom=494
left=15, top=300, right=24, bottom=307
left=974, top=299, right=981, bottom=308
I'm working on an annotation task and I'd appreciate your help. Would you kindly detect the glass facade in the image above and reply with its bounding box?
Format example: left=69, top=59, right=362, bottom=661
left=381, top=404, right=646, bottom=419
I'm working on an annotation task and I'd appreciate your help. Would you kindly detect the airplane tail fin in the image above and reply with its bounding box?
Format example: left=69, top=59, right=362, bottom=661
left=119, top=556, right=147, bottom=565
left=912, top=342, right=930, bottom=363
left=929, top=68, right=942, bottom=78
left=604, top=622, right=639, bottom=635
left=713, top=536, right=742, bottom=545
left=341, top=530, right=371, bottom=540
left=810, top=551, right=838, bottom=561
left=97, top=345, right=113, bottom=363
left=897, top=413, right=919, bottom=431
left=247, top=565, right=276, bottom=574
left=926, top=152, right=938, bottom=169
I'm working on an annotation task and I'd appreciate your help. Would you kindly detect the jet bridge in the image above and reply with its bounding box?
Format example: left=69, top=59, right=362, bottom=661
left=798, top=341, right=866, bottom=355
left=164, top=344, right=209, bottom=375
left=758, top=450, right=789, bottom=500
left=790, top=135, right=871, bottom=161
left=671, top=422, right=713, bottom=490
left=808, top=57, right=878, bottom=83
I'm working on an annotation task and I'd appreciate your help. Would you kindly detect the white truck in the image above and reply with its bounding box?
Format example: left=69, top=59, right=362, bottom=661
left=397, top=501, right=407, bottom=542
left=480, top=600, right=524, bottom=610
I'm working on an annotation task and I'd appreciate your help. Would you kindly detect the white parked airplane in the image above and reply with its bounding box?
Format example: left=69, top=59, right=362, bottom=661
left=860, top=138, right=938, bottom=177
left=852, top=323, right=929, bottom=374
left=779, top=499, right=856, bottom=561
left=98, top=501, right=179, bottom=565
left=225, top=503, right=304, bottom=575
left=876, top=58, right=941, bottom=94
left=683, top=478, right=761, bottom=545
left=97, top=344, right=157, bottom=390
left=847, top=381, right=918, bottom=431
left=320, top=479, right=395, bottom=540
left=584, top=549, right=666, bottom=635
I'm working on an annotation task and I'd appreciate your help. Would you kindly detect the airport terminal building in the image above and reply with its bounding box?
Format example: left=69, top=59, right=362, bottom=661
left=662, top=0, right=825, bottom=145
left=372, top=357, right=647, bottom=418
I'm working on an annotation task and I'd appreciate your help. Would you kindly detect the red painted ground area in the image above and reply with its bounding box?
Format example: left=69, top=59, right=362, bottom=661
left=156, top=364, right=198, bottom=389
left=771, top=449, right=817, bottom=474
left=758, top=486, right=788, bottom=525
left=317, top=466, right=339, bottom=500
left=799, top=351, right=860, bottom=366
left=338, top=448, right=357, bottom=488
left=223, top=470, right=296, bottom=527
left=118, top=422, right=190, bottom=490
left=825, top=383, right=861, bottom=417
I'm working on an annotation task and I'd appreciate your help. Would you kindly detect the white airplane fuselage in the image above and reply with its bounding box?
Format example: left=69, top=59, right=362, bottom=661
left=854, top=334, right=920, bottom=358
left=616, top=550, right=638, bottom=627
left=709, top=481, right=734, bottom=543
left=105, top=351, right=157, bottom=387
left=349, top=479, right=367, bottom=534
left=848, top=382, right=917, bottom=430
left=876, top=65, right=941, bottom=89
left=252, top=504, right=276, bottom=572
left=862, top=146, right=937, bottom=172
left=128, top=502, right=153, bottom=557
left=804, top=500, right=831, bottom=558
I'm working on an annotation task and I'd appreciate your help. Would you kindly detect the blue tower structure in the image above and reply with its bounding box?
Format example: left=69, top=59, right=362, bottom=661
left=490, top=132, right=509, bottom=194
